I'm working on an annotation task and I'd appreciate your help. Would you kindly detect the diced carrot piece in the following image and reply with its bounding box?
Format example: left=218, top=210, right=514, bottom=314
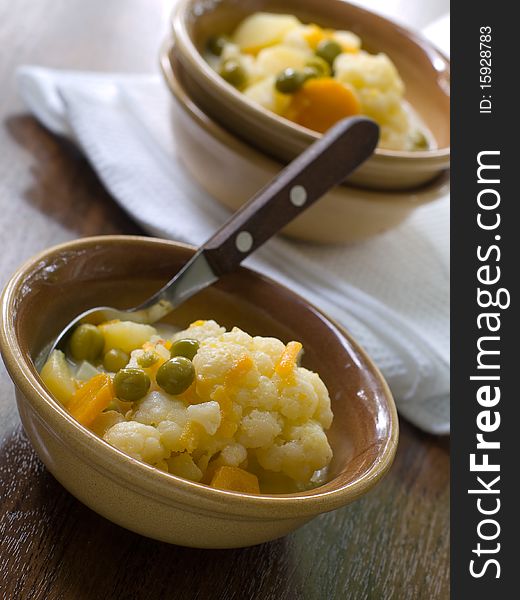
left=275, top=341, right=303, bottom=378
left=67, top=373, right=114, bottom=427
left=225, top=355, right=254, bottom=386
left=212, top=386, right=233, bottom=420
left=285, top=78, right=361, bottom=133
left=303, top=24, right=327, bottom=49
left=211, top=387, right=239, bottom=437
left=210, top=466, right=260, bottom=494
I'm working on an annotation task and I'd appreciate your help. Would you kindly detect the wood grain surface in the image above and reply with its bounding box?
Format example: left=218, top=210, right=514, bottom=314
left=0, top=1, right=450, bottom=598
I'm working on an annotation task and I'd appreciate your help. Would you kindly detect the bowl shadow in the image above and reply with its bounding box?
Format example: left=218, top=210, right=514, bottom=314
left=0, top=427, right=304, bottom=600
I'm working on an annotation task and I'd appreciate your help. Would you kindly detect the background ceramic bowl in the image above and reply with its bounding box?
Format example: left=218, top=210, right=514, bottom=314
left=160, top=40, right=449, bottom=244
left=0, top=236, right=398, bottom=548
left=172, top=0, right=450, bottom=190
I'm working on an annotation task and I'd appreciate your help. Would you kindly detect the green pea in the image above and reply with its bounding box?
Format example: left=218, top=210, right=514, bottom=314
left=411, top=130, right=429, bottom=150
left=103, top=348, right=129, bottom=372
left=156, top=357, right=195, bottom=396
left=69, top=324, right=105, bottom=362
left=137, top=350, right=159, bottom=368
left=170, top=338, right=200, bottom=361
left=305, top=56, right=331, bottom=77
left=114, top=368, right=150, bottom=402
left=104, top=399, right=120, bottom=412
left=207, top=35, right=229, bottom=56
left=275, top=68, right=306, bottom=94
left=315, top=39, right=342, bottom=66
left=219, top=59, right=247, bottom=88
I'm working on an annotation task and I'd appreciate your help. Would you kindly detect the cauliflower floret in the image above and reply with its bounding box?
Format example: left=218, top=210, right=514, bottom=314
left=256, top=421, right=332, bottom=483
left=249, top=349, right=277, bottom=377
left=220, top=443, right=248, bottom=467
left=235, top=375, right=278, bottom=411
left=127, top=343, right=169, bottom=369
left=157, top=420, right=186, bottom=452
left=194, top=329, right=283, bottom=394
left=251, top=336, right=285, bottom=374
left=334, top=51, right=404, bottom=95
left=276, top=371, right=319, bottom=422
left=238, top=410, right=283, bottom=448
left=379, top=125, right=410, bottom=151
left=332, top=30, right=361, bottom=53
left=97, top=319, right=333, bottom=491
left=334, top=51, right=412, bottom=149
left=173, top=320, right=225, bottom=344
left=187, top=401, right=222, bottom=435
left=132, top=391, right=186, bottom=426
left=104, top=421, right=169, bottom=465
left=357, top=87, right=403, bottom=122
left=253, top=336, right=286, bottom=362
left=223, top=327, right=254, bottom=349
left=193, top=344, right=236, bottom=393
left=126, top=349, right=142, bottom=369
left=194, top=342, right=253, bottom=395
left=308, top=371, right=334, bottom=428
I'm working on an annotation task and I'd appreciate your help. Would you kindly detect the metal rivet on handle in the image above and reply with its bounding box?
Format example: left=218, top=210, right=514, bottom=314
left=290, top=185, right=307, bottom=207
left=235, top=231, right=253, bottom=253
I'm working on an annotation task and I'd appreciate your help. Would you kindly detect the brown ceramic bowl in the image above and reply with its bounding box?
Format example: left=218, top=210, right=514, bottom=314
left=160, top=39, right=450, bottom=244
left=172, top=0, right=450, bottom=190
left=0, top=236, right=398, bottom=548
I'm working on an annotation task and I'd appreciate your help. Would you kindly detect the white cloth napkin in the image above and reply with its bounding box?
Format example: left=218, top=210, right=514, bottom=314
left=16, top=21, right=450, bottom=435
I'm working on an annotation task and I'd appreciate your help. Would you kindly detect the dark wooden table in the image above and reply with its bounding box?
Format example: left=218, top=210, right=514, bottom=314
left=0, top=1, right=450, bottom=598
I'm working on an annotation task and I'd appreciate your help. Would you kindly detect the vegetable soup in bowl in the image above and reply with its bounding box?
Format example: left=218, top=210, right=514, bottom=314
left=160, top=40, right=450, bottom=245
left=172, top=0, right=450, bottom=190
left=1, top=236, right=398, bottom=547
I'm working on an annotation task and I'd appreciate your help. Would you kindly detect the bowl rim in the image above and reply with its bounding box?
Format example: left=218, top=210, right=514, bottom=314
left=171, top=0, right=450, bottom=161
left=1, top=235, right=399, bottom=519
left=159, top=37, right=451, bottom=207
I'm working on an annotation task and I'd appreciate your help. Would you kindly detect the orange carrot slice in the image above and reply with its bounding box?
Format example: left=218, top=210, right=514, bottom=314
left=68, top=373, right=114, bottom=427
left=303, top=24, right=328, bottom=49
left=225, top=355, right=254, bottom=386
left=285, top=78, right=361, bottom=133
left=211, top=386, right=239, bottom=437
left=275, top=341, right=303, bottom=378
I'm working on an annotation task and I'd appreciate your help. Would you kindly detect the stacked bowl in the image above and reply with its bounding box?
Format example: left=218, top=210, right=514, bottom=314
left=161, top=0, right=450, bottom=243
